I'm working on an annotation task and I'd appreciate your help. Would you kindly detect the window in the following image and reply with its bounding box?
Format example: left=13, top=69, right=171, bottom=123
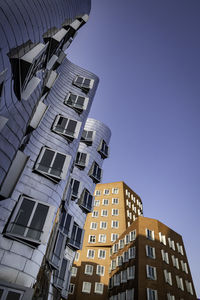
left=171, top=255, right=179, bottom=269
left=85, top=264, right=93, bottom=275
left=5, top=195, right=55, bottom=246
left=82, top=282, right=91, bottom=294
left=112, top=209, right=119, bottom=216
left=88, top=161, right=102, bottom=183
left=102, top=199, right=109, bottom=205
left=130, top=230, right=136, bottom=241
left=100, top=221, right=107, bottom=229
left=68, top=283, right=75, bottom=295
left=111, top=233, right=119, bottom=242
left=94, top=200, right=100, bottom=207
left=70, top=178, right=80, bottom=200
left=127, top=221, right=130, bottom=227
left=112, top=198, right=119, bottom=204
left=87, top=249, right=95, bottom=259
left=68, top=223, right=84, bottom=250
left=185, top=280, right=193, bottom=295
left=94, top=283, right=104, bottom=294
left=147, top=288, right=158, bottom=300
left=126, top=289, right=134, bottom=300
left=127, top=266, right=135, bottom=280
left=64, top=92, right=89, bottom=113
left=74, top=252, right=79, bottom=261
left=119, top=239, right=124, bottom=249
left=164, top=270, right=172, bottom=285
left=96, top=265, right=105, bottom=276
left=129, top=246, right=136, bottom=259
left=111, top=220, right=119, bottom=228
left=159, top=232, right=166, bottom=245
left=112, top=188, right=119, bottom=194
left=121, top=270, right=127, bottom=283
left=103, top=189, right=110, bottom=195
left=123, top=251, right=129, bottom=262
left=0, top=285, right=24, bottom=299
left=113, top=243, right=119, bottom=253
left=98, top=249, right=106, bottom=259
left=113, top=273, right=120, bottom=286
left=90, top=222, right=97, bottom=230
left=53, top=258, right=70, bottom=291
left=73, top=75, right=94, bottom=92
left=79, top=189, right=93, bottom=213
left=52, top=115, right=81, bottom=141
left=95, top=190, right=101, bottom=196
left=161, top=249, right=169, bottom=264
left=98, top=139, right=109, bottom=159
left=75, top=152, right=87, bottom=169
left=146, top=245, right=156, bottom=259
left=146, top=229, right=155, bottom=241
left=59, top=211, right=74, bottom=237
left=111, top=259, right=116, bottom=270
left=168, top=238, right=175, bottom=250
left=71, top=267, right=77, bottom=277
left=125, top=234, right=130, bottom=244
left=167, top=294, right=175, bottom=300
left=34, top=147, right=71, bottom=182
left=177, top=243, right=184, bottom=255
left=81, top=130, right=94, bottom=145
left=146, top=265, right=157, bottom=280
left=176, top=276, right=184, bottom=291
left=101, top=210, right=108, bottom=217
left=117, top=256, right=123, bottom=266
left=88, top=235, right=96, bottom=243
left=99, top=234, right=106, bottom=243
left=49, top=230, right=66, bottom=269
left=181, top=260, right=188, bottom=274
left=92, top=211, right=98, bottom=218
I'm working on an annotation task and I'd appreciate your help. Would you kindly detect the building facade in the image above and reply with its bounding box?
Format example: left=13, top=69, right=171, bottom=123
left=0, top=1, right=111, bottom=300
left=69, top=181, right=143, bottom=299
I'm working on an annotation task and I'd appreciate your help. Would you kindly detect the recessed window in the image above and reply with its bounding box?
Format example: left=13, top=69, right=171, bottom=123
left=185, top=280, right=193, bottom=295
left=146, top=229, right=155, bottom=241
left=119, top=239, right=124, bottom=249
left=147, top=288, right=158, bottom=300
left=81, top=130, right=94, bottom=145
left=98, top=140, right=109, bottom=159
left=92, top=211, right=98, bottom=218
left=85, top=264, right=93, bottom=275
left=95, top=190, right=101, bottom=196
left=78, top=189, right=93, bottom=213
left=176, top=276, right=184, bottom=291
left=168, top=238, right=175, bottom=250
left=164, top=270, right=172, bottom=285
left=101, top=210, right=108, bottom=217
left=87, top=249, right=95, bottom=259
left=172, top=255, right=179, bottom=269
left=117, top=256, right=123, bottom=266
left=90, top=222, right=97, bottom=230
left=159, top=232, right=166, bottom=245
left=111, top=259, right=116, bottom=270
left=75, top=152, right=87, bottom=169
left=99, top=234, right=106, bottom=243
left=112, top=198, right=119, bottom=204
left=71, top=267, right=77, bottom=277
left=146, top=265, right=157, bottom=280
left=70, top=178, right=80, bottom=200
left=94, top=282, right=104, bottom=294
left=176, top=242, right=184, bottom=255
left=129, top=246, right=136, bottom=259
left=88, top=161, right=102, bottom=183
left=102, top=199, right=109, bottom=205
left=0, top=284, right=25, bottom=299
left=111, top=220, right=119, bottom=228
left=121, top=270, right=127, bottom=283
left=146, top=245, right=156, bottom=259
left=64, top=92, right=89, bottom=113
left=96, top=265, right=105, bottom=276
left=59, top=211, right=74, bottom=237
left=113, top=243, right=119, bottom=253
left=68, top=223, right=84, bottom=250
left=52, top=115, right=81, bottom=142
left=82, top=282, right=91, bottom=294
left=103, top=189, right=110, bottom=195
left=167, top=293, right=175, bottom=300
left=181, top=260, right=188, bottom=274
left=100, top=221, right=107, bottom=229
left=161, top=249, right=169, bottom=264
left=112, top=188, right=119, bottom=194
left=111, top=233, right=119, bottom=242
left=112, top=209, right=119, bottom=216
left=127, top=266, right=135, bottom=280
left=94, top=200, right=100, bottom=207
left=49, top=230, right=65, bottom=269
left=123, top=251, right=129, bottom=262
left=53, top=257, right=70, bottom=291
left=34, top=147, right=71, bottom=182
left=126, top=289, right=134, bottom=300
left=88, top=235, right=96, bottom=243
left=98, top=249, right=106, bottom=259
left=68, top=283, right=75, bottom=295
left=5, top=195, right=54, bottom=246
left=73, top=75, right=94, bottom=93
left=113, top=273, right=120, bottom=287
left=125, top=234, right=130, bottom=244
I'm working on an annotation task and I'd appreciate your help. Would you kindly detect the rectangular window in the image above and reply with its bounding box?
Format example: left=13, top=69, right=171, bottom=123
left=130, top=230, right=136, bottom=241
left=94, top=283, right=104, bottom=294
left=68, top=223, right=84, bottom=250
left=98, top=249, right=106, bottom=259
left=127, top=266, right=135, bottom=280
left=88, top=235, right=96, bottom=243
left=73, top=75, right=94, bottom=92
left=129, top=246, right=136, bottom=259
left=94, top=200, right=100, bottom=206
left=68, top=283, right=75, bottom=295
left=147, top=288, right=158, bottom=300
left=74, top=252, right=79, bottom=261
left=181, top=260, right=188, bottom=274
left=92, top=211, right=98, bottom=218
left=95, top=190, right=101, bottom=196
left=185, top=280, right=193, bottom=295
left=146, top=265, right=157, bottom=280
left=81, top=129, right=94, bottom=145
left=112, top=188, right=119, bottom=194
left=88, top=161, right=102, bottom=183
left=71, top=267, right=77, bottom=277
left=177, top=243, right=184, bottom=255
left=117, top=255, right=123, bottom=266
left=111, top=220, right=119, bottom=228
left=125, top=234, right=130, bottom=244
left=87, top=249, right=95, bottom=259
left=103, top=189, right=110, bottom=195
left=161, top=249, right=169, bottom=264
left=75, top=152, right=87, bottom=169
left=98, top=140, right=109, bottom=159
left=59, top=211, right=74, bottom=237
left=146, top=229, right=155, bottom=241
left=101, top=210, right=108, bottom=217
left=70, top=178, right=80, bottom=200
left=96, top=265, right=105, bottom=276
left=82, top=282, right=91, bottom=294
left=146, top=245, right=156, bottom=259
left=6, top=195, right=55, bottom=246
left=113, top=243, right=119, bottom=253
left=52, top=115, right=81, bottom=141
left=112, top=198, right=119, bottom=204
left=176, top=276, right=184, bottom=291
left=121, top=270, right=127, bottom=283
left=90, top=222, right=97, bottom=230
left=102, top=199, right=109, bottom=205
left=123, top=251, right=129, bottom=262
left=64, top=92, right=89, bottom=113
left=168, top=238, right=175, bottom=250
left=100, top=221, right=107, bottom=229
left=164, top=270, right=172, bottom=285
left=119, top=239, right=124, bottom=249
left=159, top=232, right=166, bottom=245
left=111, top=259, right=116, bottom=270
left=85, top=264, right=93, bottom=275
left=126, top=289, right=134, bottom=300
left=167, top=294, right=175, bottom=300
left=99, top=234, right=106, bottom=243
left=50, top=230, right=65, bottom=269
left=112, top=209, right=119, bottom=216
left=113, top=273, right=120, bottom=287
left=172, top=255, right=179, bottom=269
left=111, top=233, right=119, bottom=242
left=53, top=258, right=70, bottom=291
left=79, top=189, right=93, bottom=213
left=34, top=146, right=71, bottom=182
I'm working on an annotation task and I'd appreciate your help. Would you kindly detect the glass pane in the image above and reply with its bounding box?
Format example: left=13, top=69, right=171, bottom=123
left=55, top=116, right=68, bottom=133
left=81, top=153, right=87, bottom=164
left=27, top=203, right=49, bottom=240
left=0, top=289, right=3, bottom=298
left=38, top=149, right=54, bottom=173
left=64, top=214, right=72, bottom=235
left=50, top=153, right=66, bottom=177
left=6, top=291, right=22, bottom=300
left=66, top=120, right=76, bottom=136
left=75, top=227, right=82, bottom=246
left=52, top=232, right=64, bottom=267
left=72, top=180, right=79, bottom=196
left=83, top=78, right=90, bottom=87
left=87, top=131, right=93, bottom=139
left=59, top=210, right=66, bottom=230
left=59, top=258, right=68, bottom=280
left=76, top=96, right=85, bottom=108
left=11, top=198, right=34, bottom=237
left=75, top=76, right=83, bottom=84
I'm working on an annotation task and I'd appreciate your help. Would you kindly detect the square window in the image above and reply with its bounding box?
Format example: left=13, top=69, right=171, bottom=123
left=82, top=282, right=91, bottom=294
left=64, top=92, right=89, bottom=113
left=88, top=235, right=96, bottom=243
left=73, top=75, right=94, bottom=92
left=71, top=267, right=77, bottom=277
left=94, top=200, right=100, bottom=206
left=95, top=190, right=101, bottom=196
left=99, top=234, right=106, bottom=243
left=75, top=152, right=87, bottom=169
left=92, top=211, right=98, bottom=218
left=112, top=209, right=119, bottom=216
left=111, top=220, right=119, bottom=228
left=101, top=209, right=108, bottom=217
left=146, top=229, right=155, bottom=241
left=81, top=130, right=94, bottom=145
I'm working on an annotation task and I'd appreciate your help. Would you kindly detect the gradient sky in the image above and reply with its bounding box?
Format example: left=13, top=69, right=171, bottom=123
left=68, top=0, right=200, bottom=296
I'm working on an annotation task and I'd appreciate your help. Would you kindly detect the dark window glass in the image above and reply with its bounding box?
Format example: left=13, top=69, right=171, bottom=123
left=0, top=289, right=3, bottom=298
left=27, top=203, right=49, bottom=240
left=55, top=117, right=68, bottom=133
left=52, top=231, right=64, bottom=266
left=64, top=214, right=72, bottom=235
left=0, top=82, right=3, bottom=97
left=66, top=120, right=76, bottom=135
left=51, top=153, right=65, bottom=177
left=83, top=78, right=90, bottom=87
left=71, top=179, right=79, bottom=197
left=38, top=149, right=54, bottom=173
left=6, top=291, right=22, bottom=300
left=76, top=96, right=85, bottom=108
left=87, top=131, right=93, bottom=139
left=76, top=77, right=83, bottom=84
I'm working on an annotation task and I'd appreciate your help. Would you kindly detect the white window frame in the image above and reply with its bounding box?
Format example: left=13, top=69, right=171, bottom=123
left=68, top=283, right=75, bottom=295
left=94, top=200, right=100, bottom=206
left=73, top=75, right=94, bottom=91
left=94, top=282, right=104, bottom=294
left=129, top=246, right=136, bottom=259
left=146, top=265, right=157, bottom=280
left=84, top=264, right=93, bottom=275
left=172, top=255, right=179, bottom=269
left=111, top=220, right=119, bottom=228
left=96, top=265, right=105, bottom=276
left=112, top=209, right=119, bottom=216
left=95, top=190, right=101, bottom=196
left=100, top=221, right=107, bottom=230
left=112, top=188, right=119, bottom=194
left=103, top=189, right=110, bottom=195
left=161, top=249, right=169, bottom=264
left=130, top=230, right=136, bottom=241
left=87, top=249, right=95, bottom=259
left=99, top=234, right=106, bottom=243
left=82, top=281, right=91, bottom=294
left=146, top=245, right=156, bottom=259
left=146, top=229, right=155, bottom=241
left=127, top=266, right=135, bottom=280
left=88, top=235, right=96, bottom=243
left=164, top=269, right=172, bottom=285
left=71, top=267, right=77, bottom=277
left=92, top=210, right=98, bottom=218
left=111, top=233, right=119, bottom=242
left=90, top=222, right=97, bottom=230
left=112, top=198, right=119, bottom=204
left=101, top=209, right=108, bottom=217
left=147, top=288, right=158, bottom=300
left=98, top=249, right=106, bottom=259
left=102, top=199, right=109, bottom=205
left=159, top=232, right=166, bottom=245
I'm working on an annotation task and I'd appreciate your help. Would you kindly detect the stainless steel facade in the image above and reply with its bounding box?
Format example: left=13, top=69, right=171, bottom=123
left=0, top=1, right=111, bottom=299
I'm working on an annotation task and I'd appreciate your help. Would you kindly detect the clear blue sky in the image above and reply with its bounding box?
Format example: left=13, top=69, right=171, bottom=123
left=69, top=0, right=200, bottom=296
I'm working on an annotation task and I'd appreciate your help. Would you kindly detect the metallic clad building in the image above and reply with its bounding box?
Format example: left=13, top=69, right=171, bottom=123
left=0, top=1, right=111, bottom=299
